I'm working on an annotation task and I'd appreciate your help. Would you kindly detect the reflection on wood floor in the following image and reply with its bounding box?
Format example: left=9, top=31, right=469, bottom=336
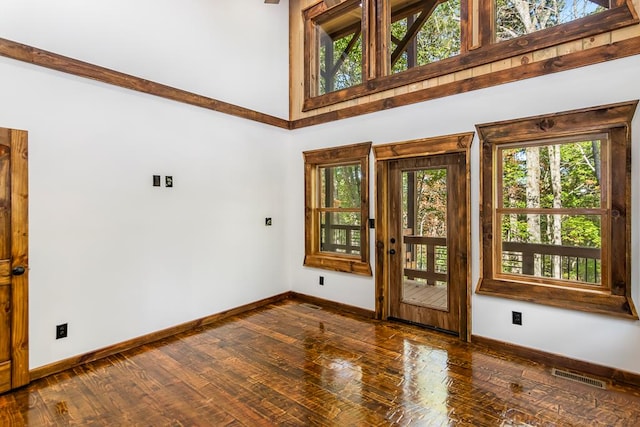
left=2, top=299, right=640, bottom=426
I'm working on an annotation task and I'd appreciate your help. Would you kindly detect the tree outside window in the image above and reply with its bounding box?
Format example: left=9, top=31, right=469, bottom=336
left=390, top=0, right=461, bottom=74
left=301, top=0, right=635, bottom=110
left=311, top=1, right=364, bottom=96
left=497, top=136, right=605, bottom=287
left=495, top=0, right=609, bottom=42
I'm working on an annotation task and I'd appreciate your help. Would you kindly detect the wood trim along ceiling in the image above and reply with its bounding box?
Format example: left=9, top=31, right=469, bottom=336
left=0, top=38, right=290, bottom=130
left=2, top=35, right=640, bottom=129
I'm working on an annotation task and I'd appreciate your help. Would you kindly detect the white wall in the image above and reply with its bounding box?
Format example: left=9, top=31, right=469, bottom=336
left=286, top=55, right=640, bottom=375
left=0, top=1, right=290, bottom=369
left=0, top=0, right=289, bottom=118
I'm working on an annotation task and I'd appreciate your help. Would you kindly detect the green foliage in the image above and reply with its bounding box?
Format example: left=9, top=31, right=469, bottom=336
left=402, top=168, right=448, bottom=274
left=318, top=0, right=605, bottom=92
left=562, top=215, right=600, bottom=247
left=501, top=139, right=602, bottom=248
left=320, top=164, right=362, bottom=253
left=327, top=164, right=361, bottom=207
left=500, top=139, right=603, bottom=283
left=414, top=168, right=447, bottom=237
left=391, top=0, right=461, bottom=73
left=321, top=164, right=362, bottom=225
left=495, top=0, right=606, bottom=41
left=319, top=32, right=363, bottom=94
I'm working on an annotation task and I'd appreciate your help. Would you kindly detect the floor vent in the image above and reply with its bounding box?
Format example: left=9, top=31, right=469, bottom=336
left=300, top=303, right=323, bottom=310
left=551, top=368, right=607, bottom=389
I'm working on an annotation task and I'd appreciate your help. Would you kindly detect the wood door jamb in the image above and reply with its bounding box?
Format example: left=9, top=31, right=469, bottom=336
left=373, top=133, right=473, bottom=341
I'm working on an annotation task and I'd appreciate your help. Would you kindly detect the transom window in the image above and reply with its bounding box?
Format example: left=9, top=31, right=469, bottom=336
left=302, top=0, right=636, bottom=110
left=316, top=2, right=363, bottom=95
left=303, top=142, right=372, bottom=275
left=495, top=0, right=610, bottom=42
left=390, top=0, right=461, bottom=74
left=477, top=101, right=638, bottom=319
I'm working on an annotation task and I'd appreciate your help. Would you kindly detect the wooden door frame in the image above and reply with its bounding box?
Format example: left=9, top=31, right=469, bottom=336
left=1, top=128, right=29, bottom=389
left=373, top=132, right=473, bottom=341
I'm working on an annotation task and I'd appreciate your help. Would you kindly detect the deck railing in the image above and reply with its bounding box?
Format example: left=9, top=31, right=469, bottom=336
left=319, top=226, right=601, bottom=284
left=320, top=224, right=361, bottom=255
left=501, top=241, right=601, bottom=283
left=403, top=235, right=602, bottom=285
left=404, top=235, right=448, bottom=285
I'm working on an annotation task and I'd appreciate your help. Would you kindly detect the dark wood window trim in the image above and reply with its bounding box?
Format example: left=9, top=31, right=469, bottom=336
left=476, top=101, right=638, bottom=319
left=302, top=0, right=639, bottom=112
left=303, top=0, right=370, bottom=100
left=304, top=142, right=372, bottom=276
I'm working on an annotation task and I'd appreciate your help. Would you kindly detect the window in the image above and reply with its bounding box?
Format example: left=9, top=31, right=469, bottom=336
left=303, top=142, right=372, bottom=275
left=301, top=0, right=636, bottom=111
left=306, top=0, right=365, bottom=97
left=390, top=0, right=461, bottom=74
left=498, top=136, right=606, bottom=287
left=477, top=101, right=638, bottom=318
left=495, top=0, right=610, bottom=42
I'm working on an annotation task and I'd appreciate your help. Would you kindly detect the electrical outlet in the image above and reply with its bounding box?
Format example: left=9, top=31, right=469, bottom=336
left=319, top=276, right=324, bottom=286
left=56, top=323, right=68, bottom=339
left=512, top=311, right=522, bottom=326
left=265, top=217, right=272, bottom=226
left=165, top=176, right=173, bottom=187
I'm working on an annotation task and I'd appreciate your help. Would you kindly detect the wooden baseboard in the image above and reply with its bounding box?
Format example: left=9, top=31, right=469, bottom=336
left=289, top=292, right=375, bottom=319
left=30, top=292, right=292, bottom=381
left=472, top=335, right=640, bottom=389
left=29, top=291, right=372, bottom=382
left=32, top=294, right=637, bottom=392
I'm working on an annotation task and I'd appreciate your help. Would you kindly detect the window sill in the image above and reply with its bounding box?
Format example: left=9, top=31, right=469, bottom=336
left=304, top=254, right=372, bottom=276
left=476, top=278, right=638, bottom=320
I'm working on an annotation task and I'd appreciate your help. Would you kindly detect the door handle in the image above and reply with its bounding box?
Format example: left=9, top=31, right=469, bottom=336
left=12, top=266, right=26, bottom=276
left=389, top=249, right=396, bottom=255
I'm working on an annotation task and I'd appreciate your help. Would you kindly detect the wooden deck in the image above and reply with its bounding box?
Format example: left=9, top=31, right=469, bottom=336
left=2, top=299, right=640, bottom=426
left=403, top=279, right=448, bottom=310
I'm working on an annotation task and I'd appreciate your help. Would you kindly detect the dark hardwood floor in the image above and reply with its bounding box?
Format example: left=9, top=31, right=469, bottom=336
left=2, top=299, right=640, bottom=426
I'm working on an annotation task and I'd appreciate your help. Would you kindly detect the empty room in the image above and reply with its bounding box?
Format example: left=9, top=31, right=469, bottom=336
left=1, top=0, right=640, bottom=425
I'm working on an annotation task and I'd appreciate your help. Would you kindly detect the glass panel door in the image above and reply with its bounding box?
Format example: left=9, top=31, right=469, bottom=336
left=401, top=168, right=449, bottom=310
left=388, top=152, right=466, bottom=335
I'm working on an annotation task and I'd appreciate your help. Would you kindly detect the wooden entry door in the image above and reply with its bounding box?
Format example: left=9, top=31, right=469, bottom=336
left=388, top=153, right=467, bottom=335
left=0, top=127, right=29, bottom=393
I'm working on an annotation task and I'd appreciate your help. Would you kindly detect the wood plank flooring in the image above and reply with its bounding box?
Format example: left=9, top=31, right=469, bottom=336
left=2, top=299, right=640, bottom=426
